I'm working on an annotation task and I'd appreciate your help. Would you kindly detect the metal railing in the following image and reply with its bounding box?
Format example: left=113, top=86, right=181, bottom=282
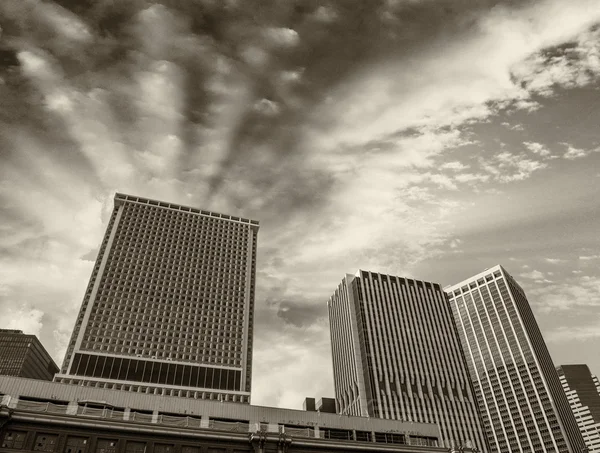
left=8, top=400, right=437, bottom=447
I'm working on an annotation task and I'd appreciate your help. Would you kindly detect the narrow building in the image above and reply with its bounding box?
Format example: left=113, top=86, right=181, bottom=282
left=328, top=270, right=488, bottom=451
left=446, top=265, right=585, bottom=453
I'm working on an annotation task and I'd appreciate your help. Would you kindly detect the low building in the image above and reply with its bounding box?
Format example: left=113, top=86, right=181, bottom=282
left=557, top=364, right=600, bottom=453
left=0, top=376, right=444, bottom=453
left=316, top=398, right=336, bottom=414
left=301, top=398, right=336, bottom=414
left=0, top=330, right=59, bottom=381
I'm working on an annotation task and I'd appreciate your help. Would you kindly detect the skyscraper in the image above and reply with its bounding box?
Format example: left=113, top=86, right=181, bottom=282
left=328, top=270, right=488, bottom=451
left=446, top=265, right=585, bottom=453
left=55, top=193, right=259, bottom=403
left=557, top=364, right=600, bottom=453
left=0, top=329, right=59, bottom=381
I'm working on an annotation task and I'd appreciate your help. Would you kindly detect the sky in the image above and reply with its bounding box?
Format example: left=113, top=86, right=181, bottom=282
left=0, top=0, right=599, bottom=410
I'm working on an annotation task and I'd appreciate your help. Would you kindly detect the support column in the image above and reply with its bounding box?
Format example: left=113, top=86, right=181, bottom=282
left=66, top=401, right=78, bottom=415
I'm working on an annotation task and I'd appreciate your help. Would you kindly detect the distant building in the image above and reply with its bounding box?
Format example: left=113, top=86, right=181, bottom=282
left=317, top=397, right=336, bottom=414
left=557, top=364, right=600, bottom=453
left=0, top=329, right=58, bottom=381
left=446, top=265, right=586, bottom=453
left=55, top=193, right=259, bottom=403
left=303, top=397, right=316, bottom=411
left=328, top=270, right=488, bottom=451
left=0, top=376, right=443, bottom=453
left=302, top=397, right=336, bottom=413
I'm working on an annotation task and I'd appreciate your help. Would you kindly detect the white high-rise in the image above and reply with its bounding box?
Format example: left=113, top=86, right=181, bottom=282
left=446, top=265, right=585, bottom=453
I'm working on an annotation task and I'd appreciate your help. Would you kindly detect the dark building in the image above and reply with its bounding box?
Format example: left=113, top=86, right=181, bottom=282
left=0, top=330, right=58, bottom=381
left=302, top=398, right=336, bottom=414
left=328, top=271, right=488, bottom=452
left=0, top=376, right=443, bottom=453
left=56, top=193, right=259, bottom=403
left=557, top=364, right=600, bottom=452
left=316, top=398, right=336, bottom=414
left=302, top=398, right=316, bottom=412
left=446, top=265, right=586, bottom=453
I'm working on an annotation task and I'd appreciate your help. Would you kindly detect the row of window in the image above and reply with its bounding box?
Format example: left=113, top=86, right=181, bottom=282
left=2, top=431, right=238, bottom=453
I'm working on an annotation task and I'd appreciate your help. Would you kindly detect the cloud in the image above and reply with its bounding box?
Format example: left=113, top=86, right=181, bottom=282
left=564, top=145, right=587, bottom=159
left=563, top=144, right=600, bottom=160
left=2, top=0, right=600, bottom=408
left=530, top=275, right=600, bottom=312
left=441, top=161, right=469, bottom=171
left=545, top=258, right=566, bottom=264
left=4, top=305, right=45, bottom=336
left=511, top=25, right=600, bottom=96
left=580, top=255, right=600, bottom=260
left=547, top=317, right=600, bottom=343
left=520, top=269, right=548, bottom=282
left=524, top=141, right=551, bottom=157
left=481, top=151, right=548, bottom=183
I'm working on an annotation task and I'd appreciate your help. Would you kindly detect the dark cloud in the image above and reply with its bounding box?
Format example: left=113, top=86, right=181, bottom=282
left=277, top=300, right=327, bottom=328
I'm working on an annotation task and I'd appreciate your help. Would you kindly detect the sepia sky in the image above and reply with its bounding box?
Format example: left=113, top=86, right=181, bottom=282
left=1, top=0, right=599, bottom=409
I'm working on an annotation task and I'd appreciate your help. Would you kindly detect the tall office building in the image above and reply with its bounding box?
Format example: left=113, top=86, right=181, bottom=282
left=446, top=265, right=585, bottom=453
left=0, top=329, right=59, bottom=381
left=328, top=270, right=488, bottom=451
left=55, top=193, right=259, bottom=402
left=557, top=364, right=600, bottom=453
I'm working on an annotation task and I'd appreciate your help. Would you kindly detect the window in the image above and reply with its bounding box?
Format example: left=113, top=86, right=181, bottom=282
left=2, top=431, right=27, bottom=449
left=95, top=440, right=118, bottom=453
left=65, top=437, right=89, bottom=453
left=125, top=442, right=146, bottom=453
left=154, top=445, right=175, bottom=453
left=33, top=434, right=59, bottom=452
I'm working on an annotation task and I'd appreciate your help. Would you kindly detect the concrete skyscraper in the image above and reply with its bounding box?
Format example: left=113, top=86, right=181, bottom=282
left=55, top=193, right=259, bottom=403
left=446, top=265, right=585, bottom=453
left=328, top=270, right=488, bottom=451
left=557, top=364, right=600, bottom=453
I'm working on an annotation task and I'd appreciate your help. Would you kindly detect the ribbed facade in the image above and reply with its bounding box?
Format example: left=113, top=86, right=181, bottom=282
left=0, top=329, right=59, bottom=381
left=557, top=364, right=600, bottom=453
left=56, top=193, right=258, bottom=402
left=446, top=265, right=586, bottom=453
left=328, top=270, right=488, bottom=451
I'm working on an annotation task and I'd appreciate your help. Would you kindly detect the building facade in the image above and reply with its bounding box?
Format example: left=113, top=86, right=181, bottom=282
left=328, top=270, right=488, bottom=451
left=0, top=376, right=443, bottom=453
left=0, top=330, right=58, bottom=381
left=446, top=265, right=586, bottom=453
left=55, top=193, right=259, bottom=403
left=557, top=364, right=600, bottom=453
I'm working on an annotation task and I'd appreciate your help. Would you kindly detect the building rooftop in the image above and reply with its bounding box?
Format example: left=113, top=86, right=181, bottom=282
left=0, top=376, right=440, bottom=445
left=114, top=193, right=259, bottom=227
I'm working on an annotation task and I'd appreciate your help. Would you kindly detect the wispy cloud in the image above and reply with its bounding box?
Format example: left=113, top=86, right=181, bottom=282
left=530, top=275, right=600, bottom=312
left=547, top=317, right=600, bottom=343
left=524, top=141, right=552, bottom=157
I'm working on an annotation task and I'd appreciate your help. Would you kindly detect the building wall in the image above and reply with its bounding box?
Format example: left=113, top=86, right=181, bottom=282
left=57, top=194, right=258, bottom=402
left=0, top=376, right=444, bottom=453
left=0, top=331, right=58, bottom=381
left=446, top=265, right=586, bottom=453
left=558, top=365, right=600, bottom=453
left=328, top=271, right=488, bottom=451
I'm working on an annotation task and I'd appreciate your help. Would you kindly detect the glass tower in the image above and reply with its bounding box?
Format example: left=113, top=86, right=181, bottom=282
left=557, top=364, right=600, bottom=453
left=56, top=193, right=259, bottom=402
left=328, top=270, right=489, bottom=451
left=446, top=265, right=585, bottom=453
